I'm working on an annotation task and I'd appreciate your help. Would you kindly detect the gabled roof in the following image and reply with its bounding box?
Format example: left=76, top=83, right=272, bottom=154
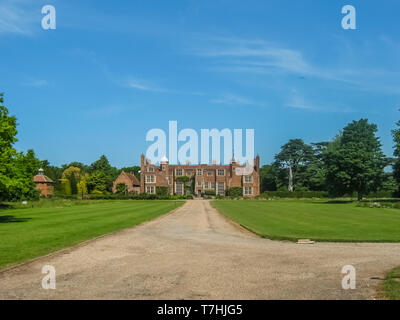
left=120, top=171, right=140, bottom=186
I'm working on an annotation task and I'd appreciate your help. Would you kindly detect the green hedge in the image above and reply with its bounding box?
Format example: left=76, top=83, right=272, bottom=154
left=226, top=187, right=243, bottom=197
left=87, top=193, right=191, bottom=200
left=259, top=191, right=329, bottom=198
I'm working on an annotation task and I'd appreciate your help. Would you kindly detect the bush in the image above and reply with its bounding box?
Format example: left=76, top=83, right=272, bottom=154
left=86, top=193, right=191, bottom=200
left=226, top=187, right=243, bottom=197
left=156, top=186, right=170, bottom=197
left=116, top=183, right=127, bottom=194
left=204, top=190, right=216, bottom=196
left=259, top=191, right=329, bottom=199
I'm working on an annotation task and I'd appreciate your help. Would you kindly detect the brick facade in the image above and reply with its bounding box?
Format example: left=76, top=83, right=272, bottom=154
left=112, top=171, right=141, bottom=194
left=139, top=154, right=260, bottom=198
left=33, top=169, right=55, bottom=197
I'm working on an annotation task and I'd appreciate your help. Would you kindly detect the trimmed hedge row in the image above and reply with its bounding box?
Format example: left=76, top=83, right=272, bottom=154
left=259, top=191, right=329, bottom=198
left=56, top=193, right=192, bottom=200
left=259, top=191, right=395, bottom=199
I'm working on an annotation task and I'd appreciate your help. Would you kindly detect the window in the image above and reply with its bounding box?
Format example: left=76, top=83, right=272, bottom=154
left=217, top=169, right=225, bottom=176
left=217, top=182, right=225, bottom=195
left=244, top=187, right=253, bottom=195
left=161, top=165, right=166, bottom=171
left=176, top=182, right=184, bottom=195
left=197, top=181, right=202, bottom=186
left=176, top=169, right=183, bottom=176
left=146, top=186, right=155, bottom=194
left=197, top=169, right=203, bottom=176
left=244, top=175, right=253, bottom=183
left=148, top=166, right=154, bottom=172
left=204, top=182, right=209, bottom=189
left=145, top=175, right=155, bottom=183
left=211, top=182, right=216, bottom=189
left=207, top=171, right=212, bottom=176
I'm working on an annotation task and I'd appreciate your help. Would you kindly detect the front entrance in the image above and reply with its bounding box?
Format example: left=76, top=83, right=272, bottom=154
left=197, top=190, right=202, bottom=197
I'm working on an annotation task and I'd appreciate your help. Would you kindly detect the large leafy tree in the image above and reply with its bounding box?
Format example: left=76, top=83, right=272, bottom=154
left=88, top=155, right=118, bottom=192
left=274, top=139, right=314, bottom=191
left=87, top=171, right=109, bottom=193
left=259, top=165, right=278, bottom=192
left=62, top=166, right=82, bottom=195
left=323, top=119, right=386, bottom=200
left=0, top=94, right=39, bottom=201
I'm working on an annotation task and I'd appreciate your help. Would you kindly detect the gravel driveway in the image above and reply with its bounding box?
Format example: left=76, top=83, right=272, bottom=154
left=1, top=200, right=400, bottom=299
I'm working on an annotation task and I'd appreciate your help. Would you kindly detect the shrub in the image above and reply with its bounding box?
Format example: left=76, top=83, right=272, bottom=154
left=260, top=191, right=329, bottom=199
left=226, top=187, right=243, bottom=197
left=204, top=190, right=216, bottom=196
left=116, top=183, right=127, bottom=194
left=156, top=186, right=170, bottom=196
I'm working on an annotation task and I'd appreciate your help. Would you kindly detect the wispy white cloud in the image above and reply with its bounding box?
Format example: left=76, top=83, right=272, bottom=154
left=23, top=79, right=48, bottom=87
left=286, top=89, right=354, bottom=113
left=191, top=37, right=311, bottom=76
left=0, top=0, right=39, bottom=35
left=189, top=36, right=400, bottom=93
left=126, top=78, right=167, bottom=93
left=210, top=93, right=264, bottom=107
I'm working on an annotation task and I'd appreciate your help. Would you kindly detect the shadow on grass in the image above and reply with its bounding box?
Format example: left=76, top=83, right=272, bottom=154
left=0, top=215, right=31, bottom=223
left=311, top=200, right=354, bottom=205
left=0, top=203, right=13, bottom=209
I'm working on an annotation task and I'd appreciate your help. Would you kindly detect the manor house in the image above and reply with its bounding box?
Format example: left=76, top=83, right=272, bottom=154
left=114, top=154, right=260, bottom=198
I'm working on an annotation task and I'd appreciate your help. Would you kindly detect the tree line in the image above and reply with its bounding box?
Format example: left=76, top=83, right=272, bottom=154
left=2, top=92, right=400, bottom=201
left=261, top=118, right=400, bottom=200
left=0, top=93, right=139, bottom=201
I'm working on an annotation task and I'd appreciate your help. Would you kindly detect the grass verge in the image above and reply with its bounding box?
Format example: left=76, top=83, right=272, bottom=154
left=211, top=199, right=400, bottom=242
left=383, top=267, right=400, bottom=300
left=0, top=200, right=184, bottom=270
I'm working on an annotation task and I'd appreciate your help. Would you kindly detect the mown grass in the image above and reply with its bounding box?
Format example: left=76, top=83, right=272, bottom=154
left=0, top=200, right=184, bottom=270
left=211, top=199, right=400, bottom=242
left=383, top=267, right=400, bottom=300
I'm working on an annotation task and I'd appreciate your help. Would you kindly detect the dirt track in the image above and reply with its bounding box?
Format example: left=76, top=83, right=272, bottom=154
left=1, top=200, right=400, bottom=300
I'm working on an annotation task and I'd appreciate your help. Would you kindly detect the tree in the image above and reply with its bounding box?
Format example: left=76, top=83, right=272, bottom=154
left=77, top=174, right=88, bottom=196
left=62, top=166, right=82, bottom=195
left=323, top=119, right=386, bottom=201
left=90, top=155, right=114, bottom=175
left=0, top=94, right=39, bottom=201
left=274, top=139, right=314, bottom=191
left=119, top=166, right=140, bottom=179
left=87, top=171, right=109, bottom=193
left=89, top=155, right=118, bottom=192
left=260, top=165, right=278, bottom=192
left=60, top=178, right=72, bottom=195
left=392, top=119, right=400, bottom=194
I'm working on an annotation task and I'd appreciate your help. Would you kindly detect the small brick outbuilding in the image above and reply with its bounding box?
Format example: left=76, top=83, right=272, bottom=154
left=33, top=168, right=55, bottom=197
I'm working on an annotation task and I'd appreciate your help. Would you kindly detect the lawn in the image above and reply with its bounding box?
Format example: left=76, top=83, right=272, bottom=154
left=383, top=266, right=400, bottom=300
left=0, top=200, right=184, bottom=270
left=211, top=199, right=400, bottom=242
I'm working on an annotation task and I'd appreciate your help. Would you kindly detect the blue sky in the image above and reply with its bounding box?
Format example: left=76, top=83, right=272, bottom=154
left=1, top=0, right=400, bottom=167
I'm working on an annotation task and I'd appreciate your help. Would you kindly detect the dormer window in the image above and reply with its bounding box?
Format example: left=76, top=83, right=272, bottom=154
left=148, top=167, right=154, bottom=172
left=197, top=169, right=203, bottom=176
